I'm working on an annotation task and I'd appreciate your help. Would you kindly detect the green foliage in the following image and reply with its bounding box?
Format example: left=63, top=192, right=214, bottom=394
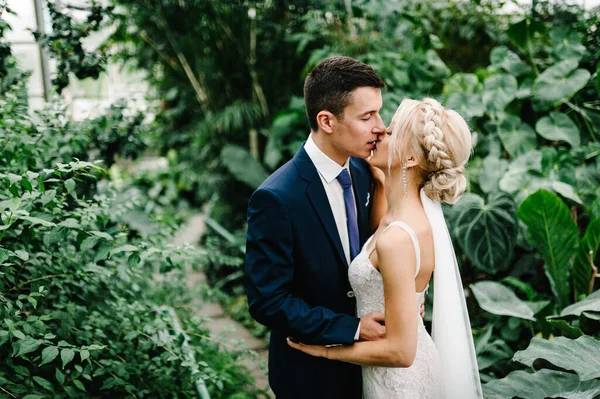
left=39, top=0, right=597, bottom=394
left=471, top=281, right=535, bottom=321
left=0, top=4, right=24, bottom=94
left=220, top=145, right=268, bottom=190
left=33, top=1, right=112, bottom=93
left=573, top=219, right=600, bottom=299
left=561, top=289, right=600, bottom=317
left=483, top=369, right=600, bottom=399
left=517, top=190, right=579, bottom=309
left=82, top=100, right=150, bottom=166
left=450, top=192, right=518, bottom=273
left=513, top=336, right=600, bottom=380
left=483, top=335, right=600, bottom=398
left=0, top=49, right=260, bottom=397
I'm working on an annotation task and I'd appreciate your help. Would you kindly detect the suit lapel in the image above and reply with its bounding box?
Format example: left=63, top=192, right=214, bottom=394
left=350, top=157, right=370, bottom=246
left=294, top=146, right=347, bottom=267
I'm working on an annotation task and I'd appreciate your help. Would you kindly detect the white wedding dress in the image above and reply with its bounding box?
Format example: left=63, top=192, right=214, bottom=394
left=348, top=189, right=483, bottom=399
left=349, top=220, right=442, bottom=398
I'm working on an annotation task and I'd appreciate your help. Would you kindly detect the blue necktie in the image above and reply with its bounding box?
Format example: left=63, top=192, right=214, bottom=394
left=337, top=169, right=360, bottom=262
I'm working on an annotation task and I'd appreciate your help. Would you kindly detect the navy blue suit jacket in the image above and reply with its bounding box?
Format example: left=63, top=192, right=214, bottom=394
left=245, top=145, right=373, bottom=399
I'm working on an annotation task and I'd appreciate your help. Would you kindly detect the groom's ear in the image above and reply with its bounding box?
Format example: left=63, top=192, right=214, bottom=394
left=316, top=110, right=335, bottom=134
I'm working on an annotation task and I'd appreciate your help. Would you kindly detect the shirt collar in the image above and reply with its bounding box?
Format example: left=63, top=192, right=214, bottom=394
left=304, top=134, right=350, bottom=184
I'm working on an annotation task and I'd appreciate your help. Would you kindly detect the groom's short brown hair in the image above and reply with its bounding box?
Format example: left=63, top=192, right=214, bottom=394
left=304, top=56, right=386, bottom=132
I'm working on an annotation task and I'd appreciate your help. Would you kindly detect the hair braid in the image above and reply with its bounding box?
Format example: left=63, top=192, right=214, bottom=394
left=418, top=99, right=469, bottom=204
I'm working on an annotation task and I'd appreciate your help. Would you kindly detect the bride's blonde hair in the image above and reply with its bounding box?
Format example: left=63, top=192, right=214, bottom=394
left=387, top=98, right=472, bottom=204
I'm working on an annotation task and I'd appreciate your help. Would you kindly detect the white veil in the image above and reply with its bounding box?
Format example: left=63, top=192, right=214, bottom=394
left=421, top=189, right=483, bottom=399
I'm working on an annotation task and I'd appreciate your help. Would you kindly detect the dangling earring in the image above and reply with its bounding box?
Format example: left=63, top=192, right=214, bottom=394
left=402, top=163, right=408, bottom=199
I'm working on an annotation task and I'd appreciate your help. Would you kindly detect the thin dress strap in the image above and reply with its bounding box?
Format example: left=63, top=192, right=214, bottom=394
left=367, top=221, right=421, bottom=277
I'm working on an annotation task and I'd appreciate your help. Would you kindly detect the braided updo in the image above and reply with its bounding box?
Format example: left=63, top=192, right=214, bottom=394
left=387, top=98, right=472, bottom=204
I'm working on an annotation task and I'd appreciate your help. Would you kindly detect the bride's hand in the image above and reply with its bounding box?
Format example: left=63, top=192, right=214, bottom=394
left=366, top=154, right=385, bottom=185
left=287, top=337, right=329, bottom=358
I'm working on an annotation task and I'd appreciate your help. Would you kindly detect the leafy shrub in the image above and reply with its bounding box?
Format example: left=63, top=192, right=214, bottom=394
left=0, top=54, right=261, bottom=398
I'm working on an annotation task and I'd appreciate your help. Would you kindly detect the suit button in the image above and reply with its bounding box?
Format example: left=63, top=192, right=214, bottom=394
left=347, top=291, right=355, bottom=298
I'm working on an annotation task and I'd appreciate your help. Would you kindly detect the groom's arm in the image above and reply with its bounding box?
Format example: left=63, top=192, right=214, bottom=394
left=245, top=187, right=359, bottom=346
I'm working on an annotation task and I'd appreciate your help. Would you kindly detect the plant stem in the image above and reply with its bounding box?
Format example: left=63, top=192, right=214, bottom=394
left=526, top=35, right=539, bottom=76
left=0, top=386, right=16, bottom=398
left=345, top=0, right=357, bottom=40
left=151, top=17, right=211, bottom=114
left=565, top=101, right=598, bottom=142
left=139, top=31, right=179, bottom=70
left=7, top=273, right=70, bottom=292
left=589, top=251, right=599, bottom=294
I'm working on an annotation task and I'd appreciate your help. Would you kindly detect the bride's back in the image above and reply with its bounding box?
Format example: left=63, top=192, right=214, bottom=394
left=368, top=204, right=434, bottom=293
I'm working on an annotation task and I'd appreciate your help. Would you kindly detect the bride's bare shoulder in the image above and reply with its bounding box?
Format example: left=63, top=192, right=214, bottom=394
left=375, top=226, right=415, bottom=257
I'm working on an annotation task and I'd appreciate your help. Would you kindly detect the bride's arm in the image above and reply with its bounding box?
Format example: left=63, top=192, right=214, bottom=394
left=369, top=165, right=387, bottom=234
left=288, top=229, right=419, bottom=367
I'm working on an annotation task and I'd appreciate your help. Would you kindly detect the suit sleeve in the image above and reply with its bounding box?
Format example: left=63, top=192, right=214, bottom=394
left=245, top=187, right=359, bottom=345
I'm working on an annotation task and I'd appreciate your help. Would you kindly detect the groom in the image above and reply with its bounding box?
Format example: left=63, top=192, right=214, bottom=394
left=245, top=56, right=387, bottom=398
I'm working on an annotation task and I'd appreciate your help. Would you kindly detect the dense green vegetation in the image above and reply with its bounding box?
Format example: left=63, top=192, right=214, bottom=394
left=0, top=6, right=263, bottom=398
left=2, top=0, right=599, bottom=397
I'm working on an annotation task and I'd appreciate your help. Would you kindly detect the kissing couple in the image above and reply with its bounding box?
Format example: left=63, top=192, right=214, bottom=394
left=245, top=56, right=483, bottom=399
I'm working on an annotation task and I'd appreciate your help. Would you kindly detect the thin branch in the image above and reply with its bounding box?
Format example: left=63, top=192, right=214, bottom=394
left=6, top=273, right=70, bottom=293
left=0, top=386, right=16, bottom=399
left=139, top=31, right=180, bottom=70
left=247, top=13, right=267, bottom=161
left=137, top=330, right=180, bottom=359
left=344, top=0, right=357, bottom=40
left=589, top=250, right=599, bottom=295
left=151, top=17, right=211, bottom=112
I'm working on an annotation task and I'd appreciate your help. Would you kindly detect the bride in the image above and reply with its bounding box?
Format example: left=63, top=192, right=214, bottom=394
left=287, top=98, right=483, bottom=398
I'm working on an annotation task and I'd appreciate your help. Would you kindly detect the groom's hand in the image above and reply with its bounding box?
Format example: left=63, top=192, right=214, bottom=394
left=359, top=312, right=386, bottom=341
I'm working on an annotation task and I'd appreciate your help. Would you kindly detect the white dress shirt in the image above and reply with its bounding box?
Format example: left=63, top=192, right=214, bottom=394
left=304, top=134, right=361, bottom=340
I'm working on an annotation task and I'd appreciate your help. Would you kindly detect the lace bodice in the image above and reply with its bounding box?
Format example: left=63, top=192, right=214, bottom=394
left=348, top=221, right=441, bottom=398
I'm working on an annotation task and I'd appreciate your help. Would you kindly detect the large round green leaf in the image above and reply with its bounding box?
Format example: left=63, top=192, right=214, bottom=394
left=500, top=150, right=581, bottom=204
left=532, top=59, right=591, bottom=110
left=478, top=156, right=509, bottom=193
left=452, top=192, right=518, bottom=273
left=535, top=112, right=580, bottom=147
left=550, top=26, right=586, bottom=62
left=220, top=144, right=268, bottom=189
left=514, top=336, right=600, bottom=381
left=443, top=73, right=481, bottom=96
left=485, top=115, right=537, bottom=158
left=471, top=281, right=535, bottom=320
left=490, top=46, right=531, bottom=77
left=445, top=92, right=485, bottom=119
left=483, top=74, right=518, bottom=113
left=517, top=190, right=579, bottom=309
left=483, top=369, right=600, bottom=399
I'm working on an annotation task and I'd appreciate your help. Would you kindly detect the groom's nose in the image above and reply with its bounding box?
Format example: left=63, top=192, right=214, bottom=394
left=372, top=114, right=385, bottom=134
